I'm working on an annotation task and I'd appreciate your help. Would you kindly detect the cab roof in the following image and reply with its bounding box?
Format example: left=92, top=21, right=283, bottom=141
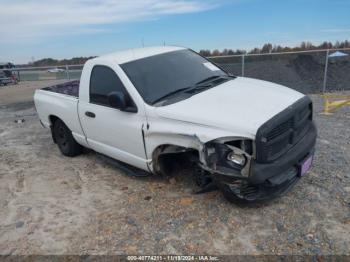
left=92, top=46, right=186, bottom=65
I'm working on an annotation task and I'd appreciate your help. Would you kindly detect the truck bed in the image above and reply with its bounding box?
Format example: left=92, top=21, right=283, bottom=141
left=34, top=80, right=84, bottom=141
left=42, top=80, right=80, bottom=97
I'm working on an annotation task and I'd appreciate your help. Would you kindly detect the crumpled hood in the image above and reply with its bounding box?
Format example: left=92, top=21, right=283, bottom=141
left=154, top=77, right=304, bottom=138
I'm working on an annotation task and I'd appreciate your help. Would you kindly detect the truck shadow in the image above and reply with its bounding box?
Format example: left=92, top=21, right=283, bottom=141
left=88, top=149, right=273, bottom=208
left=88, top=148, right=198, bottom=189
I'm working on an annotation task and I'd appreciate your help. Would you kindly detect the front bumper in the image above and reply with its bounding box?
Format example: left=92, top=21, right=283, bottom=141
left=215, top=122, right=317, bottom=202
left=250, top=122, right=317, bottom=185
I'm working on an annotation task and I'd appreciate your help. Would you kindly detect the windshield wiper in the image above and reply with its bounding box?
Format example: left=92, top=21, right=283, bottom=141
left=152, top=86, right=193, bottom=104
left=195, top=75, right=225, bottom=85
left=183, top=84, right=212, bottom=94
left=195, top=75, right=222, bottom=85
left=195, top=74, right=235, bottom=86
left=152, top=83, right=212, bottom=105
left=152, top=75, right=234, bottom=105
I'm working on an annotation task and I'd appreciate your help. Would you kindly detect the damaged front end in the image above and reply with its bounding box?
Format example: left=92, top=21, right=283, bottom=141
left=197, top=137, right=274, bottom=203
left=196, top=97, right=317, bottom=204
left=197, top=137, right=302, bottom=203
left=150, top=97, right=317, bottom=204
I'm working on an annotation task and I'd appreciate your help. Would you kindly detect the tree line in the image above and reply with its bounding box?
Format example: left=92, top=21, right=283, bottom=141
left=29, top=40, right=350, bottom=66
left=199, top=40, right=350, bottom=57
left=30, top=56, right=96, bottom=67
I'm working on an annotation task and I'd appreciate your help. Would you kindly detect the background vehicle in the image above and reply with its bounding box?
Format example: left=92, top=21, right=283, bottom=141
left=47, top=68, right=65, bottom=73
left=34, top=46, right=317, bottom=204
left=0, top=62, right=18, bottom=86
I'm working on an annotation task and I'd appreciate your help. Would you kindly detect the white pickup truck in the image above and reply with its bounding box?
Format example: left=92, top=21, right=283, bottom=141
left=34, top=46, right=317, bottom=204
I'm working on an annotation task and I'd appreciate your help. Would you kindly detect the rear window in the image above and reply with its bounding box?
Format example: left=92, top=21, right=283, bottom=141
left=89, top=65, right=126, bottom=106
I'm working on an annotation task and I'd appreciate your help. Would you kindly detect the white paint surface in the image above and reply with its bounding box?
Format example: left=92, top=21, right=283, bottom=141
left=34, top=47, right=305, bottom=173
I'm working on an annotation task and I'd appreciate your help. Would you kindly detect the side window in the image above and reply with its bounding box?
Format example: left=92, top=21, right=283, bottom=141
left=90, top=65, right=127, bottom=106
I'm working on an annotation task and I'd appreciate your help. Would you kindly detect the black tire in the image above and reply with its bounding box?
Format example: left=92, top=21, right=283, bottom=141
left=218, top=183, right=251, bottom=205
left=217, top=182, right=269, bottom=206
left=53, top=119, right=82, bottom=157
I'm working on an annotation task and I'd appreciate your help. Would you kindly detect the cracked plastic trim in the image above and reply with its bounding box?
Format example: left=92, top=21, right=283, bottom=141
left=151, top=135, right=254, bottom=181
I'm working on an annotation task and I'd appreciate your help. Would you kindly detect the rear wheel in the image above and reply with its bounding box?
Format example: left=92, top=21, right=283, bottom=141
left=53, top=119, right=82, bottom=157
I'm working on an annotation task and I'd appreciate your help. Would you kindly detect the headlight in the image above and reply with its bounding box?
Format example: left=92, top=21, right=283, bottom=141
left=227, top=151, right=246, bottom=166
left=203, top=139, right=252, bottom=175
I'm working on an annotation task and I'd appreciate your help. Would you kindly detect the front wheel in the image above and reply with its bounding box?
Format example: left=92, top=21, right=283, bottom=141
left=53, top=119, right=83, bottom=157
left=217, top=175, right=299, bottom=205
left=218, top=182, right=258, bottom=205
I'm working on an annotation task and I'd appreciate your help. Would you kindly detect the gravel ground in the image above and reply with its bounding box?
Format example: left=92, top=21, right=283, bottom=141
left=0, top=80, right=66, bottom=106
left=0, top=82, right=349, bottom=255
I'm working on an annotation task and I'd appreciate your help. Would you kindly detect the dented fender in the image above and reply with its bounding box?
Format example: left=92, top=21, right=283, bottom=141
left=143, top=114, right=254, bottom=178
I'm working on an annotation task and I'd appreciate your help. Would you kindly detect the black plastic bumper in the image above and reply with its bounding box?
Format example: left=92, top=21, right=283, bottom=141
left=215, top=122, right=317, bottom=202
left=249, top=122, right=317, bottom=185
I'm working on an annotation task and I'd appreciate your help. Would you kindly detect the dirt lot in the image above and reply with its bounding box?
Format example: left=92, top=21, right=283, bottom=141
left=0, top=81, right=350, bottom=255
left=0, top=80, right=65, bottom=106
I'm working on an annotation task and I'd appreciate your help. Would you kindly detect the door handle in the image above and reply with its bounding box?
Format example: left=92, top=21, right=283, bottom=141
left=85, top=111, right=96, bottom=118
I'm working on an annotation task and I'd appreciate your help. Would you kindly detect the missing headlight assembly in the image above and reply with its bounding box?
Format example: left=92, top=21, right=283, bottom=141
left=200, top=138, right=254, bottom=179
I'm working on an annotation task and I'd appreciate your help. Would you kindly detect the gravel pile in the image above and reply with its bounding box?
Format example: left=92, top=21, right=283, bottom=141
left=212, top=51, right=350, bottom=94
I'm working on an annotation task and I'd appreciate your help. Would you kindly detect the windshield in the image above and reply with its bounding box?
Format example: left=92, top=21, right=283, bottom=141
left=120, top=49, right=231, bottom=105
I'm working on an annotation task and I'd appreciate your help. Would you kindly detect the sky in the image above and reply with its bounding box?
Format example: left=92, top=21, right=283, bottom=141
left=0, top=0, right=349, bottom=63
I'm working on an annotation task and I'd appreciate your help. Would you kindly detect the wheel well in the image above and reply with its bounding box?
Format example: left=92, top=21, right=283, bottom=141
left=152, top=144, right=199, bottom=176
left=49, top=115, right=61, bottom=143
left=49, top=115, right=60, bottom=127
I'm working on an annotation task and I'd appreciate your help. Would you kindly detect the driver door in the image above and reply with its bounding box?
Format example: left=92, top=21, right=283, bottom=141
left=78, top=65, right=148, bottom=170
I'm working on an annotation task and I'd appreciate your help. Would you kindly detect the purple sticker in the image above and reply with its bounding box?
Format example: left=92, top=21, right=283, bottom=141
left=301, top=156, right=313, bottom=176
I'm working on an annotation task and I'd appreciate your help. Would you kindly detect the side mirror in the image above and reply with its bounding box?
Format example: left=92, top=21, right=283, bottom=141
left=108, top=91, right=127, bottom=110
